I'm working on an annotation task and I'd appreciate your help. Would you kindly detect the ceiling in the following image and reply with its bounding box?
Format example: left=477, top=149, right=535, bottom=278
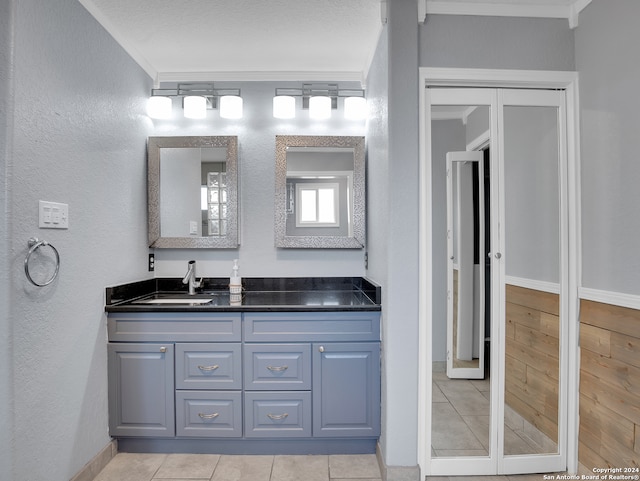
left=78, top=0, right=591, bottom=85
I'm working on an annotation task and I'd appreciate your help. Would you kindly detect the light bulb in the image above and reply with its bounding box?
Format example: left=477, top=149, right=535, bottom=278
left=273, top=96, right=296, bottom=119
left=220, top=95, right=243, bottom=119
left=309, top=96, right=331, bottom=120
left=146, top=96, right=172, bottom=119
left=344, top=96, right=367, bottom=120
left=183, top=96, right=207, bottom=119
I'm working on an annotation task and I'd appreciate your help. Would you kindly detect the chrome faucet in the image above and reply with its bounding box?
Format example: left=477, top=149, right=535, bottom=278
left=182, top=260, right=202, bottom=295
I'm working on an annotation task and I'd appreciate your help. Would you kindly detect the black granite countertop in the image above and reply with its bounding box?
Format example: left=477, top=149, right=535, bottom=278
left=105, top=277, right=381, bottom=312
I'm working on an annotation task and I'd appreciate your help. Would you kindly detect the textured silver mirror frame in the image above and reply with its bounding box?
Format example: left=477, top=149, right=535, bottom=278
left=148, top=136, right=239, bottom=248
left=274, top=135, right=365, bottom=249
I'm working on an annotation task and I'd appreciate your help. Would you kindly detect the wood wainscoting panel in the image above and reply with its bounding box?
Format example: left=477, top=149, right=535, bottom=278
left=505, top=284, right=560, bottom=444
left=579, top=299, right=640, bottom=469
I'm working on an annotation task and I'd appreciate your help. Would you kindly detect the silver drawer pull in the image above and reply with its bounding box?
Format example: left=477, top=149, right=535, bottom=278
left=197, top=364, right=220, bottom=372
left=266, top=365, right=288, bottom=372
left=198, top=412, right=220, bottom=420
left=267, top=413, right=289, bottom=420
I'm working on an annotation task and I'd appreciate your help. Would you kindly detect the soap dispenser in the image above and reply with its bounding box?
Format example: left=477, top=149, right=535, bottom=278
left=229, top=259, right=242, bottom=294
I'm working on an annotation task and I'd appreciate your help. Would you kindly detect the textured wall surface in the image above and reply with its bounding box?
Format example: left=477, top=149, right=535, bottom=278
left=8, top=1, right=152, bottom=479
left=575, top=0, right=640, bottom=295
left=364, top=16, right=390, bottom=465
left=1, top=2, right=15, bottom=480
left=419, top=15, right=575, bottom=71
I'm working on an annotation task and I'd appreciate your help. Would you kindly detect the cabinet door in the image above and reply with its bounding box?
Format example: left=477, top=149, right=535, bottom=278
left=108, top=343, right=175, bottom=437
left=312, top=342, right=380, bottom=437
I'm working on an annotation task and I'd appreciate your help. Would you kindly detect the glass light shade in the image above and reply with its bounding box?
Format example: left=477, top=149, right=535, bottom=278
left=273, top=95, right=296, bottom=119
left=183, top=96, right=207, bottom=119
left=220, top=95, right=243, bottom=119
left=309, top=96, right=332, bottom=120
left=344, top=96, right=367, bottom=120
left=146, top=96, right=172, bottom=119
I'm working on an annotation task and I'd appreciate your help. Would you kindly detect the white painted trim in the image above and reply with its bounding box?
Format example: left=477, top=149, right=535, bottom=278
left=579, top=287, right=640, bottom=311
left=505, top=276, right=560, bottom=295
left=78, top=0, right=158, bottom=80
left=423, top=68, right=578, bottom=89
left=466, top=129, right=490, bottom=151
left=418, top=67, right=581, bottom=479
left=157, top=70, right=367, bottom=86
left=421, top=0, right=593, bottom=28
left=426, top=1, right=571, bottom=19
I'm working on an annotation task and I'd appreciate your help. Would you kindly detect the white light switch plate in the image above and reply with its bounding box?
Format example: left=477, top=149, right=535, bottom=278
left=39, top=200, right=69, bottom=229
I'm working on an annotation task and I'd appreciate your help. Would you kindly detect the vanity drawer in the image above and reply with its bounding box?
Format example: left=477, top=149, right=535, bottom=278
left=243, top=311, right=380, bottom=342
left=176, top=343, right=241, bottom=390
left=244, top=344, right=311, bottom=390
left=244, top=391, right=311, bottom=438
left=108, top=312, right=242, bottom=342
left=176, top=390, right=242, bottom=438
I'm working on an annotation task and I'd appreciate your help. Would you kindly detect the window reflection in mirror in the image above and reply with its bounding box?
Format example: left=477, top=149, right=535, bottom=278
left=286, top=146, right=353, bottom=236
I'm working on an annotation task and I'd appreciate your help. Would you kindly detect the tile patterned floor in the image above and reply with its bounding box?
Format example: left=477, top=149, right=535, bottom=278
left=94, top=453, right=382, bottom=481
left=431, top=371, right=555, bottom=457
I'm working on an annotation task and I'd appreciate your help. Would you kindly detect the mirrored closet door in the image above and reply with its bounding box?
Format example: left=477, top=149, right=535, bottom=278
left=428, top=87, right=568, bottom=476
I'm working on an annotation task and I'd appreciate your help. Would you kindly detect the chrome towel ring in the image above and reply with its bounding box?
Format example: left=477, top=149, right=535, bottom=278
left=24, top=237, right=60, bottom=287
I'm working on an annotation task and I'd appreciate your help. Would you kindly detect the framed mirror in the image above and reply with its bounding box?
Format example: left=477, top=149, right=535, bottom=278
left=274, top=135, right=365, bottom=248
left=446, top=151, right=485, bottom=380
left=148, top=136, right=239, bottom=248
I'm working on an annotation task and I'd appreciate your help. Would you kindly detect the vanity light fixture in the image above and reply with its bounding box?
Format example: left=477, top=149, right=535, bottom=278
left=147, top=83, right=243, bottom=120
left=344, top=96, right=367, bottom=120
left=273, top=95, right=296, bottom=119
left=309, top=96, right=332, bottom=120
left=183, top=95, right=207, bottom=119
left=146, top=96, right=172, bottom=119
left=219, top=95, right=243, bottom=119
left=272, top=83, right=366, bottom=121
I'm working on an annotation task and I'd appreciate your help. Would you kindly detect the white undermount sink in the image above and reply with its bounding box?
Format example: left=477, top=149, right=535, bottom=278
left=134, top=297, right=213, bottom=305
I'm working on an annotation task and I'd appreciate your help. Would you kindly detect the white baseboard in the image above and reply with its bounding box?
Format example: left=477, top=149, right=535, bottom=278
left=579, top=287, right=640, bottom=310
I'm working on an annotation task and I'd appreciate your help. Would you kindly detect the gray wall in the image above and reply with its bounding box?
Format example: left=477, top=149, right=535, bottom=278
left=364, top=20, right=391, bottom=469
left=420, top=15, right=575, bottom=71
left=431, top=119, right=467, bottom=363
left=364, top=0, right=422, bottom=471
left=5, top=0, right=153, bottom=479
left=576, top=0, right=640, bottom=295
left=0, top=1, right=14, bottom=480
left=151, top=82, right=366, bottom=278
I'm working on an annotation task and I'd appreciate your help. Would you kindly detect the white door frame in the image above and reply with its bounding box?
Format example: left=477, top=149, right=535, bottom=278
left=417, top=67, right=581, bottom=478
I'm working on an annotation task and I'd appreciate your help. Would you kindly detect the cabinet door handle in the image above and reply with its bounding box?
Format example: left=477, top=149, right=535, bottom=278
left=266, top=365, right=288, bottom=372
left=267, top=413, right=288, bottom=420
left=197, top=364, right=220, bottom=372
left=160, top=346, right=167, bottom=353
left=318, top=346, right=325, bottom=353
left=198, top=412, right=220, bottom=420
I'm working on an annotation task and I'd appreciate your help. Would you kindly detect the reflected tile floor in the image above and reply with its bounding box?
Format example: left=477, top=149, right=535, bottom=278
left=94, top=453, right=382, bottom=481
left=431, top=371, right=552, bottom=457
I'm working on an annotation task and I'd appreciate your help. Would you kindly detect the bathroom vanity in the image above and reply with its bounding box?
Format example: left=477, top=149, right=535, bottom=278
left=105, top=277, right=381, bottom=454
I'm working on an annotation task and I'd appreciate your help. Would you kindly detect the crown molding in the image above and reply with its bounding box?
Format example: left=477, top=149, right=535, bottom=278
left=156, top=71, right=367, bottom=86
left=419, top=0, right=593, bottom=28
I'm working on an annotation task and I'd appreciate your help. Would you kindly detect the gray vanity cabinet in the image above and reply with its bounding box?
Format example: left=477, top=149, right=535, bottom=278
left=107, top=343, right=175, bottom=437
left=107, top=310, right=380, bottom=448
